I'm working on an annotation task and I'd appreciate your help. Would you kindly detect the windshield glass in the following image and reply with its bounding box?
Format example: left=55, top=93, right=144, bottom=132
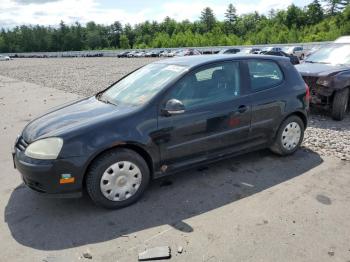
left=101, top=63, right=188, bottom=106
left=305, top=44, right=350, bottom=65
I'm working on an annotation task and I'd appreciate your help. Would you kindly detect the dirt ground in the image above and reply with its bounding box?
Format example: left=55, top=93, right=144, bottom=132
left=0, top=59, right=350, bottom=262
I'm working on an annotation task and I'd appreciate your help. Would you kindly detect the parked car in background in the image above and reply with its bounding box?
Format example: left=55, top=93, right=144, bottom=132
left=237, top=48, right=262, bottom=55
left=264, top=47, right=283, bottom=52
left=296, top=43, right=350, bottom=120
left=13, top=55, right=309, bottom=209
left=0, top=55, right=10, bottom=61
left=134, top=51, right=146, bottom=58
left=218, top=48, right=241, bottom=54
left=160, top=50, right=173, bottom=57
left=177, top=48, right=201, bottom=56
left=144, top=51, right=153, bottom=57
left=127, top=51, right=138, bottom=58
left=167, top=50, right=177, bottom=57
left=117, top=51, right=129, bottom=58
left=286, top=46, right=305, bottom=60
left=184, top=48, right=202, bottom=56
left=334, top=35, right=350, bottom=43
left=264, top=50, right=300, bottom=65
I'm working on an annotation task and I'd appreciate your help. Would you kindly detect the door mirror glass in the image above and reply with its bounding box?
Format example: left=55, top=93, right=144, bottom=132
left=163, top=99, right=185, bottom=115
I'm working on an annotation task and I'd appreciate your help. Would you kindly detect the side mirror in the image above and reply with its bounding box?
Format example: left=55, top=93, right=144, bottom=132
left=162, top=99, right=185, bottom=116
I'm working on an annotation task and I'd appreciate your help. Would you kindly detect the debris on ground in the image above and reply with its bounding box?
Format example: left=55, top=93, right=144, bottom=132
left=82, top=252, right=92, bottom=259
left=138, top=246, right=171, bottom=261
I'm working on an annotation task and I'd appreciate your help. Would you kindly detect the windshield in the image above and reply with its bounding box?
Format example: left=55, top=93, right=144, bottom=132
left=100, top=63, right=188, bottom=106
left=305, top=44, right=350, bottom=65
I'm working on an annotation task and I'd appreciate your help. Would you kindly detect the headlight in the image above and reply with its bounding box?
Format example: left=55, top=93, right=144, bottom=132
left=316, top=77, right=331, bottom=87
left=25, top=137, right=63, bottom=160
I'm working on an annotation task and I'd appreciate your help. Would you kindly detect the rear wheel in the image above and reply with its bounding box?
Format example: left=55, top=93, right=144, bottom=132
left=332, top=88, right=349, bottom=121
left=86, top=148, right=150, bottom=209
left=270, top=116, right=305, bottom=156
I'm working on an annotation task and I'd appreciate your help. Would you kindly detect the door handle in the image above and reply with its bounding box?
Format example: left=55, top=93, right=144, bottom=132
left=237, top=105, right=248, bottom=113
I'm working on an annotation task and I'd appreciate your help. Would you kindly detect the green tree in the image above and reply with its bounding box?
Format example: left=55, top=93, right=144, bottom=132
left=323, top=0, right=350, bottom=15
left=110, top=21, right=123, bottom=48
left=285, top=4, right=305, bottom=28
left=119, top=34, right=130, bottom=49
left=225, top=4, right=238, bottom=34
left=225, top=4, right=238, bottom=24
left=200, top=7, right=216, bottom=32
left=306, top=0, right=324, bottom=24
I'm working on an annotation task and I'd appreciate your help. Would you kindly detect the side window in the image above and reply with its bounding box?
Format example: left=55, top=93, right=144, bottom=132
left=247, top=60, right=283, bottom=91
left=167, top=62, right=241, bottom=109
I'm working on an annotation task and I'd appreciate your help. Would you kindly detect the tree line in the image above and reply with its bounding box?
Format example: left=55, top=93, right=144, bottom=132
left=0, top=0, right=349, bottom=53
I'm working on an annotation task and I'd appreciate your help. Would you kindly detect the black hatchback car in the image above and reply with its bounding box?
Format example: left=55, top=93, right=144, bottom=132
left=13, top=55, right=309, bottom=209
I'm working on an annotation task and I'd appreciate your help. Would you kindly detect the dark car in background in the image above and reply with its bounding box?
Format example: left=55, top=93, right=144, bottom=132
left=296, top=43, right=350, bottom=120
left=218, top=48, right=241, bottom=54
left=117, top=51, right=129, bottom=58
left=263, top=50, right=300, bottom=65
left=13, top=55, right=309, bottom=209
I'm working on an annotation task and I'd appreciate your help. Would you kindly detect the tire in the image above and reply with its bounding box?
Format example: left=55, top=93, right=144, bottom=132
left=270, top=115, right=305, bottom=156
left=86, top=148, right=150, bottom=209
left=331, top=88, right=349, bottom=121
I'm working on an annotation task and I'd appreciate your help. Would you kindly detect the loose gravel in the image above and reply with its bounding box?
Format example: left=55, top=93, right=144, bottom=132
left=0, top=57, right=349, bottom=161
left=0, top=57, right=160, bottom=96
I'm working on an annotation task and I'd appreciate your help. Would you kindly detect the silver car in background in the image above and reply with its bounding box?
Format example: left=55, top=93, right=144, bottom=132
left=0, top=55, right=10, bottom=61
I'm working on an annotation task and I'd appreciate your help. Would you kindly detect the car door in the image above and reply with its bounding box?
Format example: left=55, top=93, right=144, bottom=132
left=245, top=59, right=286, bottom=145
left=156, top=61, right=251, bottom=171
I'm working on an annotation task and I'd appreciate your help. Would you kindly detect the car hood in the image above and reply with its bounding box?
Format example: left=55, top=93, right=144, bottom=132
left=295, top=63, right=349, bottom=77
left=22, top=96, right=135, bottom=143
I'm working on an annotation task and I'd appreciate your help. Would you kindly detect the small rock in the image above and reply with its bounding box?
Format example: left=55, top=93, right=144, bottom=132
left=82, top=252, right=92, bottom=259
left=138, top=246, right=171, bottom=261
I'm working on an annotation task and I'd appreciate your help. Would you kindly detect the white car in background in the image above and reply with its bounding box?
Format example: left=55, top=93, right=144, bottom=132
left=286, top=46, right=305, bottom=60
left=334, top=35, right=350, bottom=43
left=0, top=55, right=10, bottom=61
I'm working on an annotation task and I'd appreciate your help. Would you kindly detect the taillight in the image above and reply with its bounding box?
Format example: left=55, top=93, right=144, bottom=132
left=305, top=83, right=311, bottom=104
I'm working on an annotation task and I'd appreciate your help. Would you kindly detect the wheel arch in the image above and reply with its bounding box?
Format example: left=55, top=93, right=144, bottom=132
left=272, top=110, right=308, bottom=141
left=286, top=111, right=308, bottom=129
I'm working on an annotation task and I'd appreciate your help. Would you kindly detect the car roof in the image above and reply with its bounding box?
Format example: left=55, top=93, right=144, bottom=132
left=154, top=54, right=289, bottom=68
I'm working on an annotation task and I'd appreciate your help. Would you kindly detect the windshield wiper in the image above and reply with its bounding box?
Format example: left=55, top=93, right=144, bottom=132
left=305, top=61, right=331, bottom=65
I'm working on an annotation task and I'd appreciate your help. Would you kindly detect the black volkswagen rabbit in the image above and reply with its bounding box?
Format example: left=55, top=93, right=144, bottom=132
left=13, top=55, right=309, bottom=209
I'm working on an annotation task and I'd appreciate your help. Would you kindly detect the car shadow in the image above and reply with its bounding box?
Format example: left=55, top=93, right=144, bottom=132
left=4, top=149, right=323, bottom=251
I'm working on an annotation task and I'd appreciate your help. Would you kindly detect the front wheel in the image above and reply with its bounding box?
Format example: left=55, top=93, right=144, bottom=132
left=86, top=148, right=150, bottom=209
left=332, top=88, right=349, bottom=121
left=270, top=116, right=305, bottom=156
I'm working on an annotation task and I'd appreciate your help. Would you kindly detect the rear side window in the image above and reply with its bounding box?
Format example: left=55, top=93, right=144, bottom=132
left=247, top=60, right=283, bottom=91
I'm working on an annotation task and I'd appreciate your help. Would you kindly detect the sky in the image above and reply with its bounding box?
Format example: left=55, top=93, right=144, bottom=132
left=0, top=0, right=314, bottom=28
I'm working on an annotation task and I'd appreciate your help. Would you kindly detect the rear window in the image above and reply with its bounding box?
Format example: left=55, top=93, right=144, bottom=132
left=247, top=60, right=283, bottom=91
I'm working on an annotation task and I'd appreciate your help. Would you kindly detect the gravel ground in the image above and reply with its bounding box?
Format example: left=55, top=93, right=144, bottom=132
left=0, top=57, right=349, bottom=161
left=0, top=57, right=160, bottom=96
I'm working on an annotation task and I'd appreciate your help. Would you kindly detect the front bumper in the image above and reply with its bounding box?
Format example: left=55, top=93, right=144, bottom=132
left=13, top=149, right=87, bottom=198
